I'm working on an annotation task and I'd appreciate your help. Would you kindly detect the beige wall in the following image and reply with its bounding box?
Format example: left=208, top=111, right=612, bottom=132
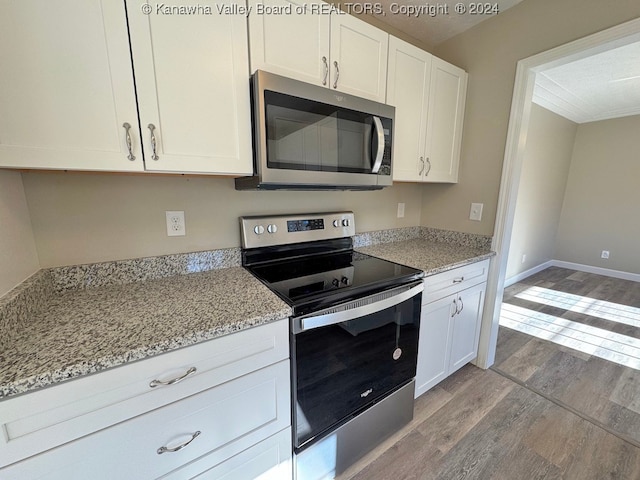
left=425, top=0, right=640, bottom=236
left=555, top=115, right=640, bottom=274
left=22, top=172, right=423, bottom=267
left=505, top=104, right=577, bottom=279
left=0, top=171, right=40, bottom=296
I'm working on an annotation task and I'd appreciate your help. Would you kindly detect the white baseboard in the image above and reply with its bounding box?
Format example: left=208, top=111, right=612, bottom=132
left=505, top=259, right=640, bottom=286
left=504, top=261, right=554, bottom=287
left=551, top=260, right=640, bottom=283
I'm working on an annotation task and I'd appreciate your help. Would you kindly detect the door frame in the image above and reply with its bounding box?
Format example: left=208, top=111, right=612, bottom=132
left=476, top=17, right=640, bottom=368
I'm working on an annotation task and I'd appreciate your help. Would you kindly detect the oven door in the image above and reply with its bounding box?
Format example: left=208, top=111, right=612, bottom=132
left=291, top=281, right=423, bottom=452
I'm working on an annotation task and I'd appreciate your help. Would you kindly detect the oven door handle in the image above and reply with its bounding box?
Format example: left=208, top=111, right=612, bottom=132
left=295, top=282, right=424, bottom=333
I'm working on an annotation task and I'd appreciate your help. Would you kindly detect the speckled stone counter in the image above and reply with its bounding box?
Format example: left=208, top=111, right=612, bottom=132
left=0, top=266, right=291, bottom=398
left=0, top=226, right=492, bottom=399
left=356, top=237, right=494, bottom=276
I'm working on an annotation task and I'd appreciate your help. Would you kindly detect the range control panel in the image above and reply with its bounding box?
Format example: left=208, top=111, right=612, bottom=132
left=240, top=212, right=355, bottom=249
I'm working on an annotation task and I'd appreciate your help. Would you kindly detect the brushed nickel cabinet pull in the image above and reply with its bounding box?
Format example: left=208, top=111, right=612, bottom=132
left=149, top=366, right=197, bottom=388
left=322, top=56, right=329, bottom=85
left=157, top=431, right=201, bottom=454
left=425, top=157, right=432, bottom=176
left=419, top=157, right=425, bottom=175
left=453, top=277, right=464, bottom=284
left=451, top=298, right=458, bottom=317
left=457, top=295, right=464, bottom=314
left=148, top=124, right=159, bottom=161
left=123, top=122, right=135, bottom=161
left=333, top=61, right=339, bottom=89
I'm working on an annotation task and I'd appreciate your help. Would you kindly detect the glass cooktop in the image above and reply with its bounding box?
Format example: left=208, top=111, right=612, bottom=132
left=246, top=250, right=423, bottom=315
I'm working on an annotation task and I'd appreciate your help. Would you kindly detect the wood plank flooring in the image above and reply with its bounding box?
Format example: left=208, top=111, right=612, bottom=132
left=496, top=267, right=640, bottom=445
left=338, top=267, right=640, bottom=479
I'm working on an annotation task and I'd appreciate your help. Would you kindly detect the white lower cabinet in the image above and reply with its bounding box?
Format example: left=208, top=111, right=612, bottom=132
left=415, top=260, right=489, bottom=398
left=0, top=320, right=292, bottom=480
left=161, top=428, right=292, bottom=480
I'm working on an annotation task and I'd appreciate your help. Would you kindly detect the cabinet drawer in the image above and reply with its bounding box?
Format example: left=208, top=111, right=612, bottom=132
left=0, top=361, right=291, bottom=480
left=160, top=428, right=292, bottom=480
left=423, top=259, right=489, bottom=305
left=0, top=319, right=289, bottom=467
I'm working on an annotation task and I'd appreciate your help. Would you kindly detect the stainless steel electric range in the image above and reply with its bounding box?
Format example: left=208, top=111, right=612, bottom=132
left=240, top=212, right=423, bottom=480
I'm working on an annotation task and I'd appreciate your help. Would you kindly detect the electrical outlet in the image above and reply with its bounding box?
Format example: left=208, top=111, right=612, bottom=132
left=397, top=203, right=405, bottom=218
left=166, top=211, right=186, bottom=237
left=469, top=203, right=483, bottom=221
left=601, top=250, right=610, bottom=259
left=521, top=254, right=527, bottom=264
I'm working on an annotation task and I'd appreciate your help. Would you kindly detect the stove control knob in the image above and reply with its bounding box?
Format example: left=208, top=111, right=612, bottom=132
left=332, top=278, right=340, bottom=287
left=342, top=219, right=350, bottom=227
left=333, top=219, right=340, bottom=228
left=267, top=224, right=278, bottom=234
left=253, top=225, right=265, bottom=235
left=341, top=276, right=349, bottom=285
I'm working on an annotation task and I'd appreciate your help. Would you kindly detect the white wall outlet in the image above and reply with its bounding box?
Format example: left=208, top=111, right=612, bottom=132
left=601, top=250, right=610, bottom=259
left=166, top=211, right=186, bottom=237
left=397, top=203, right=405, bottom=218
left=521, top=254, right=527, bottom=264
left=469, top=203, right=483, bottom=221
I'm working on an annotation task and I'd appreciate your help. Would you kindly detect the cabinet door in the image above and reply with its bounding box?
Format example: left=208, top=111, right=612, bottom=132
left=127, top=0, right=252, bottom=174
left=387, top=37, right=432, bottom=182
left=449, top=282, right=485, bottom=374
left=329, top=13, right=388, bottom=102
left=248, top=0, right=330, bottom=87
left=424, top=57, right=467, bottom=183
left=415, top=294, right=456, bottom=398
left=0, top=0, right=142, bottom=172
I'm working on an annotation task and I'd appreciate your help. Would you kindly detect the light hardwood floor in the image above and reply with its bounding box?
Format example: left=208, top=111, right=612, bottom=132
left=338, top=267, right=640, bottom=480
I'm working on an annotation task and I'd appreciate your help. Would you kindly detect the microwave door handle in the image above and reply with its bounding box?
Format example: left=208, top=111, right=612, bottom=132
left=371, top=116, right=385, bottom=173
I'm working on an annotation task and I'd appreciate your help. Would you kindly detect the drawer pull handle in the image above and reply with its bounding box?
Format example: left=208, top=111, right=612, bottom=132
left=149, top=367, right=197, bottom=388
left=453, top=277, right=465, bottom=284
left=157, top=431, right=201, bottom=454
left=451, top=299, right=458, bottom=317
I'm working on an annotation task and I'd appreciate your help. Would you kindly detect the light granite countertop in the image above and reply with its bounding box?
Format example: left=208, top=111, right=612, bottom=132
left=0, top=266, right=291, bottom=398
left=356, top=238, right=494, bottom=275
left=0, top=226, right=494, bottom=400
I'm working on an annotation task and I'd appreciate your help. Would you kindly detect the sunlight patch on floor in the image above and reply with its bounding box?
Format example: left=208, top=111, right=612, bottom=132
left=515, top=286, right=640, bottom=328
left=500, top=302, right=640, bottom=370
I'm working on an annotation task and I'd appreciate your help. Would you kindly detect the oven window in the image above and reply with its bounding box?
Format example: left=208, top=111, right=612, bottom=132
left=292, top=293, right=421, bottom=451
left=264, top=91, right=375, bottom=174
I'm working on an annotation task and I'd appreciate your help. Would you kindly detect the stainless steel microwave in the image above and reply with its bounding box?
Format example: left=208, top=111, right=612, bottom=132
left=235, top=70, right=394, bottom=190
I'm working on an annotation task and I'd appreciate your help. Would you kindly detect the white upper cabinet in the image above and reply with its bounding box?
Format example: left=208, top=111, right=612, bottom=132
left=0, top=1, right=252, bottom=175
left=424, top=57, right=468, bottom=183
left=248, top=0, right=330, bottom=87
left=386, top=37, right=432, bottom=182
left=328, top=13, right=388, bottom=102
left=127, top=0, right=252, bottom=175
left=0, top=1, right=142, bottom=172
left=387, top=37, right=467, bottom=183
left=248, top=3, right=388, bottom=102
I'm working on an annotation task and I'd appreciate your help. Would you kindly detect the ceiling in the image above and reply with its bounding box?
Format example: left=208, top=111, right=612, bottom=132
left=532, top=41, right=640, bottom=124
left=354, top=0, right=640, bottom=124
left=362, top=0, right=524, bottom=47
